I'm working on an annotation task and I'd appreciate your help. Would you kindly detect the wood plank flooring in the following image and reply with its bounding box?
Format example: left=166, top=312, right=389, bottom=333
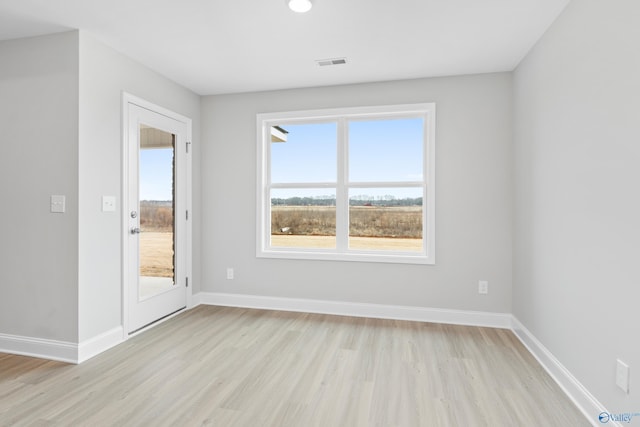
left=0, top=305, right=589, bottom=426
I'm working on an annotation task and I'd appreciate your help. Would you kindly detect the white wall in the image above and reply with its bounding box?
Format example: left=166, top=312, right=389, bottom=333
left=201, top=73, right=513, bottom=313
left=78, top=31, right=201, bottom=341
left=513, top=0, right=640, bottom=413
left=0, top=32, right=79, bottom=342
left=0, top=30, right=201, bottom=351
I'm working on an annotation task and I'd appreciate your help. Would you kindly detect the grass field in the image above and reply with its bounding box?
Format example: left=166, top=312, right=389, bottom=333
left=271, top=235, right=423, bottom=251
left=139, top=201, right=174, bottom=278
left=272, top=205, right=422, bottom=237
left=271, top=206, right=422, bottom=251
left=271, top=205, right=423, bottom=251
left=140, top=231, right=174, bottom=278
left=137, top=205, right=423, bottom=277
left=139, top=229, right=422, bottom=276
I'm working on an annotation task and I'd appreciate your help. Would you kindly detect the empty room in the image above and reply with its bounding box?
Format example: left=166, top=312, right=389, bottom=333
left=0, top=0, right=638, bottom=425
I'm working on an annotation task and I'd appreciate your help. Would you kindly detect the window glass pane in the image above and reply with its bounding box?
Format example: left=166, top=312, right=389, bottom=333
left=349, top=118, right=423, bottom=182
left=271, top=188, right=336, bottom=249
left=139, top=126, right=176, bottom=302
left=271, top=122, right=337, bottom=183
left=258, top=103, right=435, bottom=263
left=349, top=188, right=423, bottom=252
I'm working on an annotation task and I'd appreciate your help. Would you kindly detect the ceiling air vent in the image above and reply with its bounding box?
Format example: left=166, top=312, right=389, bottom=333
left=316, top=57, right=347, bottom=67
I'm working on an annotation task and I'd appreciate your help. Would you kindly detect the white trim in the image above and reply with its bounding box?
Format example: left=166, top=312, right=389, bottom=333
left=0, top=333, right=78, bottom=364
left=121, top=93, right=129, bottom=339
left=192, top=292, right=605, bottom=426
left=121, top=92, right=193, bottom=337
left=185, top=108, right=194, bottom=310
left=191, top=291, right=202, bottom=307
left=196, top=292, right=512, bottom=328
left=511, top=316, right=611, bottom=427
left=256, top=103, right=436, bottom=265
left=77, top=327, right=124, bottom=363
left=0, top=297, right=611, bottom=426
left=123, top=93, right=192, bottom=124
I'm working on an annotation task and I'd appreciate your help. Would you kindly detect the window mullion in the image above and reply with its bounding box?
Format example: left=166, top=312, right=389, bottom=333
left=270, top=182, right=337, bottom=189
left=347, top=181, right=424, bottom=188
left=335, top=118, right=349, bottom=252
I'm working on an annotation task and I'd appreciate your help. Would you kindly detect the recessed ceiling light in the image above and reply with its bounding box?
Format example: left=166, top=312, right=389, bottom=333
left=287, top=0, right=312, bottom=13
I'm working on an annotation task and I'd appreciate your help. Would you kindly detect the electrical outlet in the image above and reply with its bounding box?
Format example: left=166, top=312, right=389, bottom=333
left=478, top=280, right=489, bottom=295
left=50, top=195, right=65, bottom=213
left=226, top=268, right=234, bottom=280
left=616, top=359, right=630, bottom=393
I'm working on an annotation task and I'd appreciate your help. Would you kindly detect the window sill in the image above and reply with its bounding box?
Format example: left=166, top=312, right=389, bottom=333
left=257, top=248, right=434, bottom=265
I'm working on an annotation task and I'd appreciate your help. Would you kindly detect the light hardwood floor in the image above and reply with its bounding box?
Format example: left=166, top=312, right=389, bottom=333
left=1, top=306, right=589, bottom=426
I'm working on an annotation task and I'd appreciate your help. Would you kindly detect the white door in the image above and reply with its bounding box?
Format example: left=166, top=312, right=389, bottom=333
left=125, top=98, right=191, bottom=333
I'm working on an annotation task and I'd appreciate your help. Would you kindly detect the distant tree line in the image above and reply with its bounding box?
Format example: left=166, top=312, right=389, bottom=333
left=140, top=200, right=174, bottom=231
left=271, top=197, right=422, bottom=207
left=272, top=197, right=335, bottom=206
left=350, top=197, right=422, bottom=207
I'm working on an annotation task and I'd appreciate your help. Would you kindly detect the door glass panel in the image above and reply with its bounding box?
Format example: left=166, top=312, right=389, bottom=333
left=139, top=125, right=175, bottom=300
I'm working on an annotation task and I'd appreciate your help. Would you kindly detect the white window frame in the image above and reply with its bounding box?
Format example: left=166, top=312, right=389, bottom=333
left=256, top=103, right=435, bottom=264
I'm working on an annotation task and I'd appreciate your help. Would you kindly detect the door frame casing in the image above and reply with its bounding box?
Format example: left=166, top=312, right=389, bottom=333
left=121, top=92, right=193, bottom=338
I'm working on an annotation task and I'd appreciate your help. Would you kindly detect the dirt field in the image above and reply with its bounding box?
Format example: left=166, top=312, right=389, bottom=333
left=140, top=231, right=174, bottom=277
left=139, top=232, right=421, bottom=278
left=271, top=235, right=423, bottom=251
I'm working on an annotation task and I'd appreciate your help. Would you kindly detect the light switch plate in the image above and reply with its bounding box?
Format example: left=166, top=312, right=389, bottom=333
left=50, top=195, right=65, bottom=213
left=102, top=196, right=116, bottom=212
left=478, top=280, right=489, bottom=294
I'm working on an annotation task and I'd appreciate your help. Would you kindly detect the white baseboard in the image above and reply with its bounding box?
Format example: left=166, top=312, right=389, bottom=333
left=196, top=292, right=512, bottom=329
left=511, top=316, right=613, bottom=427
left=0, top=295, right=612, bottom=427
left=196, top=292, right=608, bottom=426
left=0, top=333, right=78, bottom=364
left=78, top=326, right=124, bottom=363
left=0, top=327, right=125, bottom=364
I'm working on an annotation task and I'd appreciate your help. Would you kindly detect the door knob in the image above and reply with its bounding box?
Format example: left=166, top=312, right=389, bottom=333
left=130, top=227, right=141, bottom=234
